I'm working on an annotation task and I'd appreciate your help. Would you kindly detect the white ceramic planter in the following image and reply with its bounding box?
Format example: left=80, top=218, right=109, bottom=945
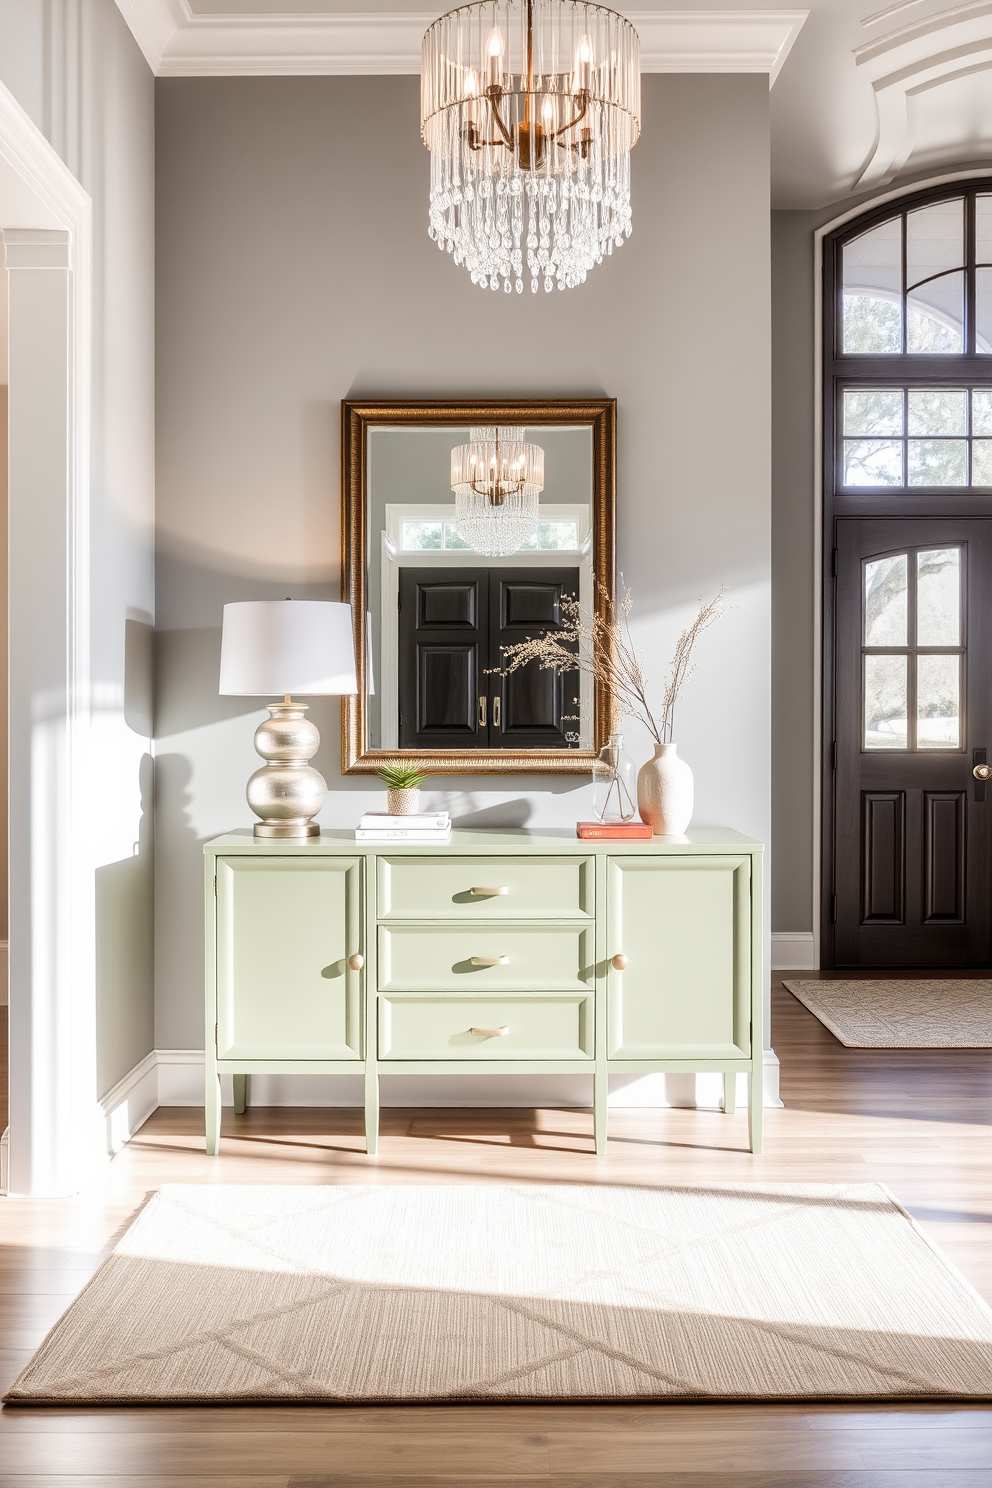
left=387, top=787, right=421, bottom=816
left=636, top=743, right=694, bottom=835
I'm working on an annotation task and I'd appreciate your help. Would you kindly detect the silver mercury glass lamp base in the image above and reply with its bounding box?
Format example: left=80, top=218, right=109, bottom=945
left=246, top=697, right=327, bottom=840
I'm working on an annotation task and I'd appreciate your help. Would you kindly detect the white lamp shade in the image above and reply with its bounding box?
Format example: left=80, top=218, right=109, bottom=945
left=219, top=600, right=359, bottom=696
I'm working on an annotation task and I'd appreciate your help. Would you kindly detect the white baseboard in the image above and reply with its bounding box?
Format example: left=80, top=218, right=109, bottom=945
left=771, top=931, right=817, bottom=970
left=98, top=1050, right=159, bottom=1154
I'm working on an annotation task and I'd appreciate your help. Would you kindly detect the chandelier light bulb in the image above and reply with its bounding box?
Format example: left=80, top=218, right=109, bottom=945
left=422, top=0, right=640, bottom=294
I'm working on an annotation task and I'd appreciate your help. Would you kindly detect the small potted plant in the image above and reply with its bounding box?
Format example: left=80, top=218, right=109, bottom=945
left=378, top=762, right=427, bottom=816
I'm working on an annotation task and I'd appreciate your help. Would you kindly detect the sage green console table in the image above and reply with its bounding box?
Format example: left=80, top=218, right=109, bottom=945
left=204, top=827, right=764, bottom=1156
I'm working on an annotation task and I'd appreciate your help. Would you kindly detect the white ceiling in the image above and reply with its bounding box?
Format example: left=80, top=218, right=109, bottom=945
left=115, top=1, right=992, bottom=207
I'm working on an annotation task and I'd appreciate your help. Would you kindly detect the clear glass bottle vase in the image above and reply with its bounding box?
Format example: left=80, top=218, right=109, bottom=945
left=592, top=732, right=637, bottom=823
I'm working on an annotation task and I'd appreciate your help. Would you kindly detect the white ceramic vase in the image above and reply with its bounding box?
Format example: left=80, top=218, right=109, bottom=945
left=636, top=743, right=694, bottom=835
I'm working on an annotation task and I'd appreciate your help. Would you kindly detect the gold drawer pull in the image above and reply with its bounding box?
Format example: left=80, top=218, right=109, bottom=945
left=348, top=953, right=364, bottom=971
left=470, top=885, right=509, bottom=896
left=471, top=954, right=509, bottom=967
left=611, top=953, right=628, bottom=971
left=470, top=1026, right=509, bottom=1037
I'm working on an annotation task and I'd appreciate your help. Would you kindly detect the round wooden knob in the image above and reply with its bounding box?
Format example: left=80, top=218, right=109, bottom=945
left=611, top=953, right=628, bottom=971
left=348, top=953, right=364, bottom=971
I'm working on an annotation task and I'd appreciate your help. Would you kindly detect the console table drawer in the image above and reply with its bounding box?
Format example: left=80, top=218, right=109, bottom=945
left=377, top=856, right=593, bottom=920
left=378, top=994, right=594, bottom=1060
left=378, top=923, right=595, bottom=993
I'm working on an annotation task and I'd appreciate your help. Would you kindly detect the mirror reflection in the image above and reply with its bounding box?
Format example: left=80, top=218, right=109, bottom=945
left=366, top=424, right=594, bottom=754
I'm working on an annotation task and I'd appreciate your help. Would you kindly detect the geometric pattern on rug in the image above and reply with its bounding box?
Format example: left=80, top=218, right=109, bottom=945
left=782, top=979, right=992, bottom=1048
left=5, top=1184, right=992, bottom=1404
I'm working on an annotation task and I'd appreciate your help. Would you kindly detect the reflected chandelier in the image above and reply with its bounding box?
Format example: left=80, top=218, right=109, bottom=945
left=422, top=0, right=640, bottom=293
left=452, top=426, right=545, bottom=555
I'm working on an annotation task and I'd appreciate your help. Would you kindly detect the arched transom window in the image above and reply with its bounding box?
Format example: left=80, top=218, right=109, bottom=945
left=830, top=186, right=992, bottom=493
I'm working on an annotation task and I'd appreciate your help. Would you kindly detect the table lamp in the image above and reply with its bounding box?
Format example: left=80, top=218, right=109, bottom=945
left=219, top=599, right=358, bottom=838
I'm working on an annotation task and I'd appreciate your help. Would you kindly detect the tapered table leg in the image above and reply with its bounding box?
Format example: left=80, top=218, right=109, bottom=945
left=593, top=1067, right=608, bottom=1155
left=365, top=1067, right=379, bottom=1156
left=205, top=1071, right=222, bottom=1155
left=723, top=1072, right=737, bottom=1114
left=748, top=1066, right=764, bottom=1154
left=232, top=1074, right=247, bottom=1115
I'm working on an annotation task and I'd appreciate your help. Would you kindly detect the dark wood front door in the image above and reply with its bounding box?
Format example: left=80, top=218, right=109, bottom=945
left=834, top=518, right=992, bottom=965
left=398, top=567, right=579, bottom=751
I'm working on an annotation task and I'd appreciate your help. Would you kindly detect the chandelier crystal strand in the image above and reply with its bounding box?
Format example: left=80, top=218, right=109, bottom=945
left=422, top=1, right=640, bottom=293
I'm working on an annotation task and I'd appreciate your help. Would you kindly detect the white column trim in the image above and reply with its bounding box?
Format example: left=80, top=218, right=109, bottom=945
left=1, top=80, right=94, bottom=1196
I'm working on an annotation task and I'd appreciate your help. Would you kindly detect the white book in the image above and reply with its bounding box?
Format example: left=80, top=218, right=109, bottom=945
left=355, top=827, right=452, bottom=842
left=358, top=812, right=449, bottom=829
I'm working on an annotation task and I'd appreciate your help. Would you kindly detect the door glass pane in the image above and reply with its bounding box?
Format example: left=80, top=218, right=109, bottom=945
left=976, top=267, right=992, bottom=354
left=977, top=195, right=992, bottom=262
left=917, top=654, right=960, bottom=749
left=865, top=555, right=907, bottom=644
left=844, top=440, right=902, bottom=486
left=907, top=198, right=964, bottom=286
left=907, top=389, right=967, bottom=434
left=917, top=548, right=960, bottom=645
left=843, top=388, right=903, bottom=435
left=973, top=440, right=992, bottom=484
left=865, top=654, right=908, bottom=749
left=908, top=439, right=968, bottom=486
left=973, top=389, right=992, bottom=432
left=907, top=271, right=964, bottom=352
left=842, top=220, right=902, bottom=353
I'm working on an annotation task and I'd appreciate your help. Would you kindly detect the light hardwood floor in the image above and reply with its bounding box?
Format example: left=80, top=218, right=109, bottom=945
left=1, top=982, right=991, bottom=1485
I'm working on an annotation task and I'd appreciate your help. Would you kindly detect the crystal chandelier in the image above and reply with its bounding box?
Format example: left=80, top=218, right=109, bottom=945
left=451, top=426, right=545, bottom=555
left=422, top=1, right=640, bottom=294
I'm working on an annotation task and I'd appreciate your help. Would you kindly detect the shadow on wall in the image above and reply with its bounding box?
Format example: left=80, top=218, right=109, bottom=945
left=96, top=751, right=154, bottom=1098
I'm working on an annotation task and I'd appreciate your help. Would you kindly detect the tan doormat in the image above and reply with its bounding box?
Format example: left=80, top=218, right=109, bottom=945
left=783, top=978, right=992, bottom=1048
left=6, top=1183, right=992, bottom=1404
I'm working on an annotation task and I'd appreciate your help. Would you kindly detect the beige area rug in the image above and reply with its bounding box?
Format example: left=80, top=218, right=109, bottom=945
left=783, top=979, right=992, bottom=1048
left=6, top=1184, right=992, bottom=1404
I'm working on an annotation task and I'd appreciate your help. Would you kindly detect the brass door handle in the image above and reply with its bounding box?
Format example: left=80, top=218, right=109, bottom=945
left=470, top=886, right=509, bottom=896
left=611, top=953, right=628, bottom=971
left=974, top=764, right=991, bottom=781
left=479, top=695, right=487, bottom=727
left=471, top=954, right=509, bottom=966
left=470, top=1026, right=509, bottom=1037
left=348, top=953, right=364, bottom=971
left=493, top=696, right=501, bottom=728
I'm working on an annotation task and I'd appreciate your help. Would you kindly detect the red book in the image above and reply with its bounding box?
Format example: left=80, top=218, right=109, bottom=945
left=576, top=820, right=654, bottom=840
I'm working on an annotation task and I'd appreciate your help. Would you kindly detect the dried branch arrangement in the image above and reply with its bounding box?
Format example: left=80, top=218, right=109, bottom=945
left=492, top=579, right=732, bottom=746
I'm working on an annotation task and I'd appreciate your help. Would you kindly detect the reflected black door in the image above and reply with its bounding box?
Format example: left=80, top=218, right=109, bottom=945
left=398, top=566, right=579, bottom=751
left=398, top=569, right=486, bottom=750
left=834, top=518, right=992, bottom=965
left=490, top=568, right=579, bottom=749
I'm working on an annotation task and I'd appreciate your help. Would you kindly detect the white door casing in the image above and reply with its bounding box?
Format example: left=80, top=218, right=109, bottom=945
left=0, top=81, right=94, bottom=1196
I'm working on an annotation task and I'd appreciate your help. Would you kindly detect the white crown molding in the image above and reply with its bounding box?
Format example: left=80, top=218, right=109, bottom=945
left=854, top=0, right=992, bottom=187
left=114, top=2, right=807, bottom=81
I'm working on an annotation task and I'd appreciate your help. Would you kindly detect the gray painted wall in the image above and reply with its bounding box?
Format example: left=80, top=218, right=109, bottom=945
left=0, top=0, right=156, bottom=1094
left=155, top=73, right=772, bottom=1061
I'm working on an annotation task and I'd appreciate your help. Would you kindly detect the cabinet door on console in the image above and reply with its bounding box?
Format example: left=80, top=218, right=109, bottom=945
left=607, top=857, right=750, bottom=1060
left=215, top=858, right=362, bottom=1060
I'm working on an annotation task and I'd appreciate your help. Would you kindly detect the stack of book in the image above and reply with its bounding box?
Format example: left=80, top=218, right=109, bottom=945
left=355, top=811, right=451, bottom=843
left=576, top=819, right=653, bottom=840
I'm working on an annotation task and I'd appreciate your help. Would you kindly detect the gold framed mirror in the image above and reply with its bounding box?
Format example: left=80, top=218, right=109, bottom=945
left=341, top=398, right=615, bottom=774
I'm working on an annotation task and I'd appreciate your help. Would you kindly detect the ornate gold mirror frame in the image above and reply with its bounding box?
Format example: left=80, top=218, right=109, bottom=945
left=341, top=398, right=616, bottom=774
